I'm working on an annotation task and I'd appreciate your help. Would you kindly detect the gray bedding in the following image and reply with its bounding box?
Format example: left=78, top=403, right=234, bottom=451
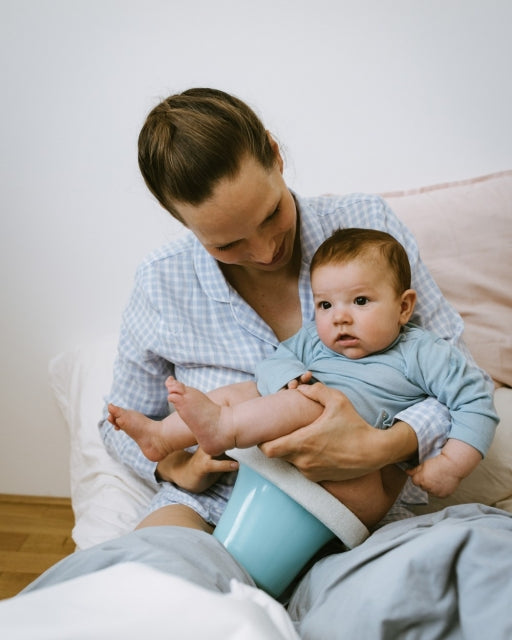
left=289, top=504, right=512, bottom=639
left=22, top=504, right=512, bottom=639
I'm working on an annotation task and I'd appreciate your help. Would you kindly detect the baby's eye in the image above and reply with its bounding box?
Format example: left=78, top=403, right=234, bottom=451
left=319, top=301, right=332, bottom=310
left=354, top=296, right=369, bottom=306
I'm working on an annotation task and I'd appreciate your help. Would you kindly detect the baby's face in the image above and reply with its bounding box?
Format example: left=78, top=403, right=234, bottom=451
left=311, top=259, right=407, bottom=359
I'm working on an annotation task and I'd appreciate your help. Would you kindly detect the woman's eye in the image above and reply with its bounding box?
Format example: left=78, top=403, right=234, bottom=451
left=354, top=296, right=369, bottom=306
left=216, top=242, right=236, bottom=252
left=265, top=206, right=280, bottom=223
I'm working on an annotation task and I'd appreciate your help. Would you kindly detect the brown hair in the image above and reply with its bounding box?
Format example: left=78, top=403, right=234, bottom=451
left=138, top=88, right=276, bottom=221
left=310, top=228, right=411, bottom=293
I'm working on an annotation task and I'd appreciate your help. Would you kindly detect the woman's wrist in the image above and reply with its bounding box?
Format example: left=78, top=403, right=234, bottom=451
left=155, top=450, right=190, bottom=483
left=371, top=421, right=419, bottom=468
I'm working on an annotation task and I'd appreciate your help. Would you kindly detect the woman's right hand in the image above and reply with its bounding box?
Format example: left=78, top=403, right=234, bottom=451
left=155, top=448, right=239, bottom=493
left=259, top=382, right=418, bottom=482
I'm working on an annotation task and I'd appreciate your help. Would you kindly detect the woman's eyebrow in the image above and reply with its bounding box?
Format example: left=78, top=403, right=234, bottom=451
left=212, top=197, right=281, bottom=248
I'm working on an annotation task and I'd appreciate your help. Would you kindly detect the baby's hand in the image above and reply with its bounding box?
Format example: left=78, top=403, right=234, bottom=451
left=286, top=371, right=313, bottom=389
left=407, top=440, right=481, bottom=498
left=406, top=452, right=462, bottom=498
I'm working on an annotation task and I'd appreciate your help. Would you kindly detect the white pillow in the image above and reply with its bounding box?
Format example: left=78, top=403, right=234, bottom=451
left=49, top=335, right=156, bottom=549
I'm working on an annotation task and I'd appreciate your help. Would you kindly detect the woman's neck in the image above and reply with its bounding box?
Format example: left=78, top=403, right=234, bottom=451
left=221, top=236, right=303, bottom=342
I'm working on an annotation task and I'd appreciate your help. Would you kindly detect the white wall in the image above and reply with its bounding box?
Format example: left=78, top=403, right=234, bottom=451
left=1, top=0, right=511, bottom=496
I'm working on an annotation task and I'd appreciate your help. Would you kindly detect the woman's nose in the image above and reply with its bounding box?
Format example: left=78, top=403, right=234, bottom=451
left=249, top=235, right=276, bottom=264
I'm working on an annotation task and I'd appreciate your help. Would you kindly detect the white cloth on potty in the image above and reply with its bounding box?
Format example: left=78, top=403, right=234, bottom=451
left=227, top=447, right=369, bottom=549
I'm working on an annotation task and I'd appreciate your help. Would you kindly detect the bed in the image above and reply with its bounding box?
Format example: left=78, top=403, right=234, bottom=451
left=1, top=171, right=511, bottom=638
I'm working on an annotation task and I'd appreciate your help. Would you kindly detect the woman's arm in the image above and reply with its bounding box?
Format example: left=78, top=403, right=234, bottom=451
left=99, top=273, right=175, bottom=484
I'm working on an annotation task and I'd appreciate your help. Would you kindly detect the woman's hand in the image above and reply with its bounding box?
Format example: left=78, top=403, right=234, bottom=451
left=259, top=382, right=418, bottom=482
left=155, top=448, right=238, bottom=493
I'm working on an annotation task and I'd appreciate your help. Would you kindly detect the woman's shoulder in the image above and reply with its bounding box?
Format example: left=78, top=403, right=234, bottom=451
left=140, top=230, right=196, bottom=268
left=133, top=230, right=200, bottom=291
left=135, top=231, right=200, bottom=276
left=299, top=192, right=388, bottom=217
left=298, top=193, right=394, bottom=238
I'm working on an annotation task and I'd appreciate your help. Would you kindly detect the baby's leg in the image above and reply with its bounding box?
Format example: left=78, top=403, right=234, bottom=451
left=321, top=465, right=407, bottom=529
left=108, top=404, right=197, bottom=462
left=166, top=380, right=238, bottom=456
left=167, top=380, right=323, bottom=456
left=108, top=381, right=259, bottom=462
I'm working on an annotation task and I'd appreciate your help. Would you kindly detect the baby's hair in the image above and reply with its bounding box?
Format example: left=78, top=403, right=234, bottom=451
left=310, top=228, right=412, bottom=294
left=138, top=88, right=276, bottom=221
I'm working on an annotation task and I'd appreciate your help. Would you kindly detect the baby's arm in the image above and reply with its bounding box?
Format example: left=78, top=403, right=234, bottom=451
left=406, top=438, right=482, bottom=498
left=404, top=331, right=498, bottom=498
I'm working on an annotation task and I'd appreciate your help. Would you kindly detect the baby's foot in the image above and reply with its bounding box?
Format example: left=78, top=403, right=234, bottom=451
left=107, top=404, right=171, bottom=462
left=166, top=378, right=232, bottom=456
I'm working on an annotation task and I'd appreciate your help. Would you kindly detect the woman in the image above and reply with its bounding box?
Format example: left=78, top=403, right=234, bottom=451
left=100, top=87, right=463, bottom=533
left=22, top=89, right=512, bottom=640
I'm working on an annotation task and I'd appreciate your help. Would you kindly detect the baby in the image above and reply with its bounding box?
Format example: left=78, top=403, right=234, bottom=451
left=109, top=228, right=498, bottom=524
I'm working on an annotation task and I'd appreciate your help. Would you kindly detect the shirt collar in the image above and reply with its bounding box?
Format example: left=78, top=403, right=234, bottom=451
left=193, top=237, right=231, bottom=302
left=295, top=193, right=326, bottom=268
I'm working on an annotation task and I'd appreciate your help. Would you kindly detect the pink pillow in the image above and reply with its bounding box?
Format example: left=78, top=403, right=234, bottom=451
left=383, top=170, right=512, bottom=387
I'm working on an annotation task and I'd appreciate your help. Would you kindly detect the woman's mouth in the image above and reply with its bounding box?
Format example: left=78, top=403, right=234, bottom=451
left=256, top=240, right=285, bottom=266
left=270, top=242, right=285, bottom=265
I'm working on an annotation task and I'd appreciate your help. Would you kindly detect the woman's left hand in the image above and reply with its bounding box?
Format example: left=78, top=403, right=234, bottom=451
left=156, top=447, right=238, bottom=493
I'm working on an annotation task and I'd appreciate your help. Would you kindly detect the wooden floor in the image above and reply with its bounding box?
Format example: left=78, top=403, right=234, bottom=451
left=0, top=494, right=75, bottom=600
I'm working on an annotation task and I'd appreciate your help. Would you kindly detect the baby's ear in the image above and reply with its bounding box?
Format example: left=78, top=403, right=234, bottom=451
left=399, top=289, right=417, bottom=324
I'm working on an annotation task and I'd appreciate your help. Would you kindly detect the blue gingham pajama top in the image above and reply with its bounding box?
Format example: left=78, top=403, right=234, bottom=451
left=99, top=192, right=468, bottom=525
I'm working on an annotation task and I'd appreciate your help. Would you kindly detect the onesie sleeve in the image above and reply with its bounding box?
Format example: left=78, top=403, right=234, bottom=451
left=405, top=331, right=499, bottom=456
left=255, top=329, right=311, bottom=396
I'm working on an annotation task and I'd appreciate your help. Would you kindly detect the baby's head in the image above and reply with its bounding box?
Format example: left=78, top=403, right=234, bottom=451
left=311, top=228, right=412, bottom=293
left=310, top=228, right=416, bottom=358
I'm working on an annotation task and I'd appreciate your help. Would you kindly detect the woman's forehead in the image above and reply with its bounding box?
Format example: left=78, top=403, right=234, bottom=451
left=176, top=158, right=282, bottom=246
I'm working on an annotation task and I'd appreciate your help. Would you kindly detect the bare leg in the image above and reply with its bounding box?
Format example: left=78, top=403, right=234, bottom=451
left=166, top=378, right=322, bottom=455
left=166, top=380, right=233, bottom=456
left=166, top=379, right=324, bottom=456
left=136, top=504, right=213, bottom=533
left=108, top=380, right=260, bottom=461
left=108, top=404, right=197, bottom=461
left=322, top=465, right=406, bottom=528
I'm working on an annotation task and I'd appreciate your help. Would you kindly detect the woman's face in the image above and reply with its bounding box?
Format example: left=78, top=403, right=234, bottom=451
left=174, top=153, right=298, bottom=273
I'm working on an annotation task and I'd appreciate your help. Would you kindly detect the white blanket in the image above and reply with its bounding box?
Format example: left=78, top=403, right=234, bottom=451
left=0, top=563, right=299, bottom=640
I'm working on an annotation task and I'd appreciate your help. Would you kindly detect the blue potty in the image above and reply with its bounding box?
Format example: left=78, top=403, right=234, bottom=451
left=214, top=448, right=369, bottom=598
